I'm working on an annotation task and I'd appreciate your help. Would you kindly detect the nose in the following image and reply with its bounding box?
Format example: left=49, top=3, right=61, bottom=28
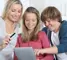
left=15, top=11, right=20, bottom=16
left=29, top=20, right=32, bottom=25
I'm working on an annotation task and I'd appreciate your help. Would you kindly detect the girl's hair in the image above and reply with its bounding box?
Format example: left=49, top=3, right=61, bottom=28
left=22, top=7, right=40, bottom=42
left=2, top=0, right=23, bottom=19
left=41, top=6, right=62, bottom=23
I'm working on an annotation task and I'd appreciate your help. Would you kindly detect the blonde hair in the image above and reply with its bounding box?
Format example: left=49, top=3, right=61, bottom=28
left=22, top=7, right=40, bottom=42
left=2, top=0, right=23, bottom=19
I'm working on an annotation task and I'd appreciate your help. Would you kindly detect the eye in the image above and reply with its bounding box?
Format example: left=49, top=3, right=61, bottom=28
left=44, top=21, right=46, bottom=24
left=25, top=19, right=29, bottom=21
left=48, top=20, right=50, bottom=22
left=32, top=19, right=36, bottom=22
left=18, top=10, right=22, bottom=13
left=11, top=9, right=16, bottom=12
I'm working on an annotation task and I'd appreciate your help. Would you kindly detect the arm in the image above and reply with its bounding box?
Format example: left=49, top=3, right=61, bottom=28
left=45, top=21, right=67, bottom=54
left=0, top=39, right=3, bottom=50
left=57, top=22, right=67, bottom=53
left=39, top=31, right=54, bottom=60
left=36, top=21, right=67, bottom=55
left=37, top=46, right=58, bottom=54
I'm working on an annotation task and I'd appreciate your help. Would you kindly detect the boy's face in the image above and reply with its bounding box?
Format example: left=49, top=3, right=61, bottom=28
left=44, top=18, right=60, bottom=32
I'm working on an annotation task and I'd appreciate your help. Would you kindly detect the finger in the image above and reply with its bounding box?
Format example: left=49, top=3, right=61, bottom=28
left=5, top=35, right=11, bottom=40
left=34, top=49, right=40, bottom=56
left=3, top=39, right=9, bottom=45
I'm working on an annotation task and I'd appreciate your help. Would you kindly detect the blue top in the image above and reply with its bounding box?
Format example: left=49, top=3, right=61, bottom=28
left=42, top=20, right=67, bottom=53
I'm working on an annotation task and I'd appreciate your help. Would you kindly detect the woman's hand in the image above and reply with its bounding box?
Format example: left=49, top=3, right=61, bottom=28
left=2, top=36, right=11, bottom=48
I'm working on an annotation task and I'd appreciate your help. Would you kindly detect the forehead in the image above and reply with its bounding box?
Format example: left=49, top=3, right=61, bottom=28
left=45, top=18, right=59, bottom=23
left=26, top=12, right=37, bottom=16
left=9, top=3, right=22, bottom=10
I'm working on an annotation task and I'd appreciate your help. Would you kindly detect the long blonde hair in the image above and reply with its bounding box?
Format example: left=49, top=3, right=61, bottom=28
left=2, top=0, right=23, bottom=20
left=22, top=7, right=40, bottom=42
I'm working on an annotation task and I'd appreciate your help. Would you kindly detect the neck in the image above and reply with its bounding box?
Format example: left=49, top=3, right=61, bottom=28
left=5, top=18, right=15, bottom=26
left=5, top=18, right=16, bottom=34
left=28, top=29, right=34, bottom=35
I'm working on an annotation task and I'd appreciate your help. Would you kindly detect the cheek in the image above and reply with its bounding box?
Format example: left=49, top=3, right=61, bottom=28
left=34, top=22, right=37, bottom=26
left=32, top=22, right=37, bottom=28
left=25, top=22, right=29, bottom=26
left=18, top=13, right=21, bottom=16
left=18, top=13, right=22, bottom=18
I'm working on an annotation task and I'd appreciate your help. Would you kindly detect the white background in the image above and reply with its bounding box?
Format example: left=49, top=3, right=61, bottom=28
left=0, top=0, right=67, bottom=32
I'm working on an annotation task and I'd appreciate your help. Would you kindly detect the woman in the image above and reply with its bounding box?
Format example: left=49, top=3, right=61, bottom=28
left=0, top=0, right=23, bottom=60
left=14, top=7, right=54, bottom=60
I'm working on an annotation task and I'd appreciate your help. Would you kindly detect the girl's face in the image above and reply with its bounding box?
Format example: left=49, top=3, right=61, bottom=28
left=7, top=4, right=22, bottom=22
left=25, top=13, right=37, bottom=31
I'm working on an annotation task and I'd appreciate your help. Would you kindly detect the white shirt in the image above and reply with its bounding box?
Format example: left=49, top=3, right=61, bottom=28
left=0, top=17, right=19, bottom=60
left=51, top=31, right=67, bottom=60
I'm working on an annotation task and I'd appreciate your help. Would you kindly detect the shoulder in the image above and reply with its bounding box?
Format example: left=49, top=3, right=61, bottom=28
left=0, top=17, right=5, bottom=27
left=0, top=17, right=5, bottom=36
left=60, top=21, right=67, bottom=32
left=38, top=31, right=46, bottom=34
left=42, top=27, right=47, bottom=31
left=42, top=27, right=48, bottom=34
left=59, top=21, right=67, bottom=37
left=38, top=31, right=47, bottom=38
left=61, top=20, right=67, bottom=27
left=0, top=17, right=4, bottom=23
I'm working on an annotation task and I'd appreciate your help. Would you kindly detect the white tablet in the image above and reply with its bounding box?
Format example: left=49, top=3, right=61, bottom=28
left=14, top=47, right=36, bottom=60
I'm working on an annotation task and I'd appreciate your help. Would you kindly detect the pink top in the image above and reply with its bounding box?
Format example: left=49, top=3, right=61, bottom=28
left=14, top=31, right=54, bottom=60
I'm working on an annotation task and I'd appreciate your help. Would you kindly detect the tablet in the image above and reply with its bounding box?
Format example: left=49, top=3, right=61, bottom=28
left=14, top=47, right=36, bottom=60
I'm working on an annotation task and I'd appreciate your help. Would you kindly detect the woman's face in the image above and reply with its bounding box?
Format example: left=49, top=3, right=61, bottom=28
left=25, top=13, right=37, bottom=31
left=7, top=3, right=22, bottom=22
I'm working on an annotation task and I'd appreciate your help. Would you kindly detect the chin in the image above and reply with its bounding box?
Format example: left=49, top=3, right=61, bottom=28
left=49, top=28, right=54, bottom=32
left=11, top=20, right=18, bottom=23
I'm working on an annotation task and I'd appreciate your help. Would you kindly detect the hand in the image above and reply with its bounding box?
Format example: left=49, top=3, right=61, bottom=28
left=34, top=49, right=45, bottom=56
left=2, top=36, right=11, bottom=48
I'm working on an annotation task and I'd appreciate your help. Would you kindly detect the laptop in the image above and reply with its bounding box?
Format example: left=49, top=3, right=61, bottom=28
left=14, top=47, right=36, bottom=60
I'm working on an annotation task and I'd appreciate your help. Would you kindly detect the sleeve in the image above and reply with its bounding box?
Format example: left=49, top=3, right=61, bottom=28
left=57, top=23, right=67, bottom=53
left=39, top=31, right=54, bottom=60
left=39, top=31, right=50, bottom=48
left=0, top=38, right=3, bottom=50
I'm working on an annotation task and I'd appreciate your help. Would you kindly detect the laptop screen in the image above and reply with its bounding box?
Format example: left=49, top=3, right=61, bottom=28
left=14, top=47, right=36, bottom=60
